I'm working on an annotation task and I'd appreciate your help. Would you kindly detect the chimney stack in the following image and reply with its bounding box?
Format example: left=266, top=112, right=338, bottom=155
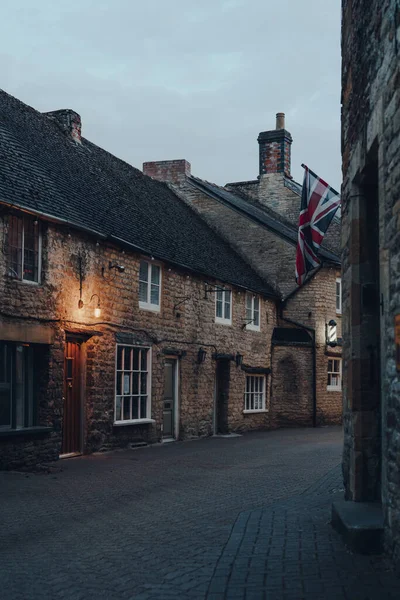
left=44, top=109, right=82, bottom=143
left=257, top=112, right=292, bottom=177
left=143, top=159, right=191, bottom=184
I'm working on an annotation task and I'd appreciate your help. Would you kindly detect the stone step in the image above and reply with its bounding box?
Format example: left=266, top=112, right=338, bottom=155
left=331, top=498, right=384, bottom=555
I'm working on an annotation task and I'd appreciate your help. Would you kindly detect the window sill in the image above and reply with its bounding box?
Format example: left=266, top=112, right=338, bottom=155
left=0, top=426, right=52, bottom=438
left=6, top=277, right=42, bottom=287
left=246, top=326, right=261, bottom=332
left=215, top=318, right=232, bottom=326
left=243, top=409, right=268, bottom=414
left=113, top=419, right=156, bottom=427
left=327, top=386, right=342, bottom=392
left=139, top=302, right=160, bottom=313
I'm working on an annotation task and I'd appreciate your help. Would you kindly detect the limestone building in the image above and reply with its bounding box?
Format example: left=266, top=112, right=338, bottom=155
left=144, top=114, right=342, bottom=428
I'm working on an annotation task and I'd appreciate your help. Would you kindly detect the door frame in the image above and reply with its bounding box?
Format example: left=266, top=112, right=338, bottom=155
left=163, top=356, right=179, bottom=440
left=60, top=334, right=86, bottom=458
left=214, top=359, right=230, bottom=435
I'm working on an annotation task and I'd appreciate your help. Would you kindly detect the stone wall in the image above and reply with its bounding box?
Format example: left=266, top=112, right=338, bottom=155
left=0, top=216, right=277, bottom=469
left=271, top=345, right=313, bottom=427
left=341, top=0, right=400, bottom=560
left=169, top=180, right=342, bottom=426
left=173, top=180, right=299, bottom=297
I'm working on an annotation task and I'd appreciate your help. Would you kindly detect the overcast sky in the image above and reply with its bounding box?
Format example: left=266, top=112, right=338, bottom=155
left=1, top=0, right=341, bottom=189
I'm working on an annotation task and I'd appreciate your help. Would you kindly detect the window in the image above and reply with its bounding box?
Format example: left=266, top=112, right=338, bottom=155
left=327, top=358, right=342, bottom=391
left=139, top=260, right=161, bottom=311
left=215, top=287, right=232, bottom=325
left=244, top=375, right=266, bottom=412
left=245, top=293, right=260, bottom=331
left=0, top=342, right=36, bottom=430
left=336, top=278, right=342, bottom=314
left=115, top=345, right=151, bottom=423
left=7, top=214, right=41, bottom=283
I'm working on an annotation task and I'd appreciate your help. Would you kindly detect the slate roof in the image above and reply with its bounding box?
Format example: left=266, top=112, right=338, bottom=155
left=0, top=89, right=279, bottom=298
left=188, top=177, right=341, bottom=265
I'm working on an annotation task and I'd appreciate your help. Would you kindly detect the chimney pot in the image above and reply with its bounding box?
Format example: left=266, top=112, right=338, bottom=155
left=276, top=112, right=285, bottom=130
left=257, top=114, right=292, bottom=177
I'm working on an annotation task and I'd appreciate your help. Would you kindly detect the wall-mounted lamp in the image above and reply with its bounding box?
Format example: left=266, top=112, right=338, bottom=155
left=90, top=294, right=101, bottom=318
left=326, top=319, right=337, bottom=347
left=78, top=294, right=101, bottom=318
left=235, top=353, right=243, bottom=367
left=109, top=261, right=125, bottom=273
left=197, top=348, right=207, bottom=364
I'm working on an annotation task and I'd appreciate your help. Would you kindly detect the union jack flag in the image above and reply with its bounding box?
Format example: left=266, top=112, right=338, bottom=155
left=295, top=165, right=340, bottom=285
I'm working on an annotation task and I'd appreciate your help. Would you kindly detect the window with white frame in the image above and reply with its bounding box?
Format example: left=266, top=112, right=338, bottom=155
left=115, top=345, right=151, bottom=423
left=215, top=287, right=232, bottom=324
left=336, top=278, right=342, bottom=314
left=139, top=260, right=161, bottom=311
left=327, top=358, right=342, bottom=391
left=245, top=293, right=260, bottom=330
left=7, top=214, right=41, bottom=283
left=244, top=375, right=266, bottom=412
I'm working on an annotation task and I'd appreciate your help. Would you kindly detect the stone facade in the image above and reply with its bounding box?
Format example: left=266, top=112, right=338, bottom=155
left=0, top=217, right=277, bottom=470
left=341, top=0, right=400, bottom=560
left=143, top=118, right=342, bottom=429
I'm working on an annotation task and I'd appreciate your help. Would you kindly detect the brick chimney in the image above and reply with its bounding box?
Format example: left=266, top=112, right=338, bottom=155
left=143, top=159, right=191, bottom=184
left=44, top=109, right=82, bottom=143
left=257, top=113, right=292, bottom=178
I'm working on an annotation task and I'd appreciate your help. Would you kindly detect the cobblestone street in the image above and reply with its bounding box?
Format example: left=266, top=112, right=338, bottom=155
left=1, top=427, right=399, bottom=599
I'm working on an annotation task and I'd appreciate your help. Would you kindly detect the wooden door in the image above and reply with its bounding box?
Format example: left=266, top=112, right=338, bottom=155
left=163, top=359, right=176, bottom=438
left=62, top=339, right=82, bottom=455
left=215, top=360, right=230, bottom=434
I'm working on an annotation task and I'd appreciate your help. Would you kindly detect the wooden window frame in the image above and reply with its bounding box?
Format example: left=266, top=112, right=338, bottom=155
left=243, top=375, right=267, bottom=413
left=327, top=358, right=342, bottom=391
left=336, top=277, right=342, bottom=314
left=139, top=260, right=161, bottom=312
left=215, top=287, right=232, bottom=325
left=114, top=344, right=154, bottom=425
left=245, top=293, right=261, bottom=331
left=7, top=214, right=42, bottom=284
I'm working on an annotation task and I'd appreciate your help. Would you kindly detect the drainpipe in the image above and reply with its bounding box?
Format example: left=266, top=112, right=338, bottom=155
left=279, top=309, right=317, bottom=428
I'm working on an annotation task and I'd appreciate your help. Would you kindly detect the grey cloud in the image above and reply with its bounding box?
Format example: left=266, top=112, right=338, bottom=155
left=0, top=0, right=341, bottom=189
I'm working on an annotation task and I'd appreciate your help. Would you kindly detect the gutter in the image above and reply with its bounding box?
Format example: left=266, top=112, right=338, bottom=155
left=279, top=308, right=317, bottom=428
left=0, top=199, right=107, bottom=239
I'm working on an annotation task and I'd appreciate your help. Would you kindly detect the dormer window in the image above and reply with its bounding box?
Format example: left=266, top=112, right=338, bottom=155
left=245, top=293, right=260, bottom=331
left=139, top=260, right=161, bottom=311
left=215, top=287, right=232, bottom=325
left=7, top=214, right=41, bottom=283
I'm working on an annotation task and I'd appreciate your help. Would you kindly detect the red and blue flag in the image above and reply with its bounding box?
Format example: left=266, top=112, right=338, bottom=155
left=295, top=165, right=340, bottom=285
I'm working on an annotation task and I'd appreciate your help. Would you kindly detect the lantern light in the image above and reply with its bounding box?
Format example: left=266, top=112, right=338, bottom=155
left=197, top=348, right=207, bottom=364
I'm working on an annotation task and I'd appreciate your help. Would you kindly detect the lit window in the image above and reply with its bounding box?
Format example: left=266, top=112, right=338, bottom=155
left=336, top=278, right=342, bottom=314
left=327, top=358, right=342, bottom=391
left=215, top=287, right=232, bottom=325
left=7, top=214, right=41, bottom=283
left=0, top=342, right=36, bottom=430
left=245, top=293, right=260, bottom=331
left=115, top=345, right=151, bottom=423
left=244, top=375, right=266, bottom=412
left=139, top=260, right=161, bottom=311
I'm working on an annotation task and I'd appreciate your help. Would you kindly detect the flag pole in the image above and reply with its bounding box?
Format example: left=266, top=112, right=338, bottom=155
left=301, top=163, right=340, bottom=197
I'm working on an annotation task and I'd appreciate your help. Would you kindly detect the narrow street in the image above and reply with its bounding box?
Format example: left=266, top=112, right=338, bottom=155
left=1, top=427, right=399, bottom=599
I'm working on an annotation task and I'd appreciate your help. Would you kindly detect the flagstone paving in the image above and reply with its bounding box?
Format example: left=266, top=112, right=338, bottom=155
left=1, top=427, right=399, bottom=599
